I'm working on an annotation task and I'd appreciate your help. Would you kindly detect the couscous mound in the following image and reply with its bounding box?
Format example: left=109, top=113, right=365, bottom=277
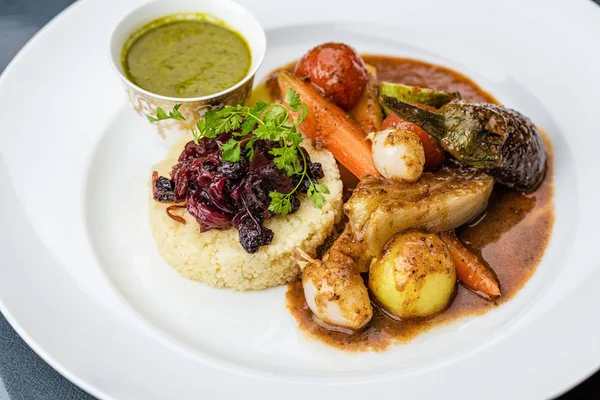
left=149, top=136, right=343, bottom=290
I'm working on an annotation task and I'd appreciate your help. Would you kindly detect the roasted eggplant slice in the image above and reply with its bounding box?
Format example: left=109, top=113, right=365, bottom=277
left=380, top=95, right=547, bottom=191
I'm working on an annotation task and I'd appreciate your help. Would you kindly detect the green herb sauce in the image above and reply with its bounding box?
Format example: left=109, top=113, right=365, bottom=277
left=122, top=16, right=251, bottom=98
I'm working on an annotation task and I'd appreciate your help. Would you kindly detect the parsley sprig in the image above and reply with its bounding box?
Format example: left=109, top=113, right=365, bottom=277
left=147, top=89, right=328, bottom=215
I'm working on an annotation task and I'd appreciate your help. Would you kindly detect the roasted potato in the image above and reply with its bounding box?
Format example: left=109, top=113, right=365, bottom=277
left=369, top=231, right=456, bottom=319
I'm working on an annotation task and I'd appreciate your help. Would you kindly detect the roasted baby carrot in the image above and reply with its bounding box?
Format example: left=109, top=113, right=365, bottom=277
left=278, top=70, right=379, bottom=179
left=439, top=232, right=501, bottom=299
left=349, top=64, right=383, bottom=134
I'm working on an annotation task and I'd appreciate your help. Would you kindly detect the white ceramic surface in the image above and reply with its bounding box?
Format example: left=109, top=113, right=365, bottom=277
left=1, top=0, right=599, bottom=399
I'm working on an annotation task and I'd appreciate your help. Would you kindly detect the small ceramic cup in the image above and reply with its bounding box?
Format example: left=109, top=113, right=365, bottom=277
left=109, top=0, right=266, bottom=145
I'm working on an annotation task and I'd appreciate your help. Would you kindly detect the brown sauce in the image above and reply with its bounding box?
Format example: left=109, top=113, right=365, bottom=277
left=363, top=55, right=498, bottom=104
left=253, top=55, right=554, bottom=352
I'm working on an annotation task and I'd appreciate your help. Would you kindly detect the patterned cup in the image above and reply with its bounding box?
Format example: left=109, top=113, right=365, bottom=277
left=109, top=0, right=266, bottom=145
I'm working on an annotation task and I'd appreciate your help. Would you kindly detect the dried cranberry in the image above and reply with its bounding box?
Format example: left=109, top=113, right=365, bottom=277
left=290, top=197, right=301, bottom=214
left=292, top=174, right=312, bottom=194
left=154, top=176, right=176, bottom=202
left=238, top=217, right=274, bottom=253
left=219, top=158, right=248, bottom=180
left=309, top=162, right=324, bottom=180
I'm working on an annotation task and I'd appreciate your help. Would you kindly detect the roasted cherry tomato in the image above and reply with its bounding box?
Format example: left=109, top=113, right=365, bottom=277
left=294, top=43, right=368, bottom=110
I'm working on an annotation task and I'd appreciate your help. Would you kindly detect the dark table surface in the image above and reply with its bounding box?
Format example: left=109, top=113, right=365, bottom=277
left=1, top=0, right=599, bottom=399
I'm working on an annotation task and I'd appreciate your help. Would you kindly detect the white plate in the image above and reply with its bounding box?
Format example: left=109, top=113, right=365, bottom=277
left=1, top=0, right=599, bottom=398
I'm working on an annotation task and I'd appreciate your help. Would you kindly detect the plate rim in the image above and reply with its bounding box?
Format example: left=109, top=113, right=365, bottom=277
left=1, top=0, right=600, bottom=399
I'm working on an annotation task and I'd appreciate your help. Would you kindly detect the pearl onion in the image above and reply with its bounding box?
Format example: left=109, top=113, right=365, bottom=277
left=369, top=128, right=425, bottom=182
left=301, top=257, right=372, bottom=330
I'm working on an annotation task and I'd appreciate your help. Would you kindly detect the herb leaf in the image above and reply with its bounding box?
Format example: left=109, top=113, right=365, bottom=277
left=251, top=100, right=270, bottom=116
left=307, top=182, right=329, bottom=209
left=268, top=192, right=293, bottom=215
left=221, top=138, right=241, bottom=162
left=147, top=105, right=203, bottom=143
left=270, top=146, right=301, bottom=176
left=284, top=88, right=302, bottom=112
left=245, top=138, right=258, bottom=160
left=169, top=104, right=186, bottom=121
left=241, top=117, right=257, bottom=135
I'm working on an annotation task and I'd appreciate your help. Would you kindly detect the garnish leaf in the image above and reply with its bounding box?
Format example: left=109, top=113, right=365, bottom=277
left=168, top=104, right=186, bottom=121
left=287, top=131, right=303, bottom=147
left=241, top=117, right=257, bottom=135
left=221, top=138, right=241, bottom=162
left=264, top=104, right=286, bottom=123
left=245, top=138, right=258, bottom=161
left=284, top=88, right=302, bottom=112
left=147, top=104, right=202, bottom=143
left=268, top=192, right=293, bottom=215
left=156, top=107, right=168, bottom=120
left=270, top=146, right=301, bottom=176
left=307, top=182, right=329, bottom=209
left=253, top=122, right=275, bottom=140
left=250, top=100, right=270, bottom=116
